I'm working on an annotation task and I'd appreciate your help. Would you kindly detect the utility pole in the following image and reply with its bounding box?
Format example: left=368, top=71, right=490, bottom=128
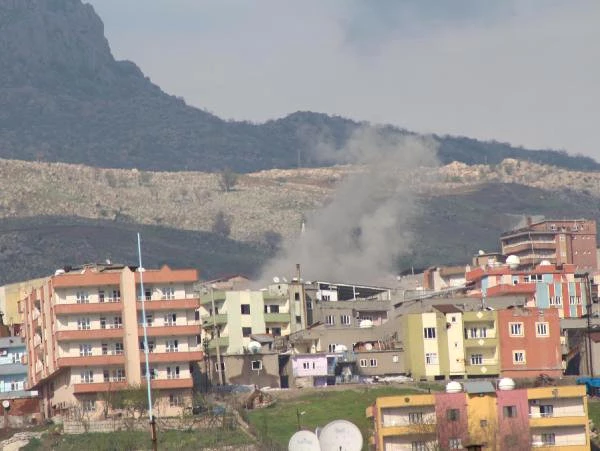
left=585, top=273, right=595, bottom=377
left=211, top=286, right=224, bottom=385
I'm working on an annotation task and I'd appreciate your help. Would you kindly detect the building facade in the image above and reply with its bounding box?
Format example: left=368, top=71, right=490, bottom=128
left=22, top=264, right=202, bottom=419
left=500, top=218, right=597, bottom=270
left=0, top=336, right=28, bottom=393
left=367, top=382, right=590, bottom=451
left=466, top=263, right=589, bottom=318
left=497, top=307, right=563, bottom=378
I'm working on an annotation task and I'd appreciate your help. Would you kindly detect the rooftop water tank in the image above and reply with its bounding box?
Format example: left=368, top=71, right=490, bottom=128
left=446, top=381, right=463, bottom=393
left=506, top=255, right=520, bottom=269
left=498, top=377, right=516, bottom=391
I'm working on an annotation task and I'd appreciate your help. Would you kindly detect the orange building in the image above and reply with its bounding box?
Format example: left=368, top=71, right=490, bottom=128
left=22, top=263, right=202, bottom=419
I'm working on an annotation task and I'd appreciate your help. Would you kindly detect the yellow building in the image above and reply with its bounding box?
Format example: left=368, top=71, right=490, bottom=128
left=0, top=276, right=48, bottom=325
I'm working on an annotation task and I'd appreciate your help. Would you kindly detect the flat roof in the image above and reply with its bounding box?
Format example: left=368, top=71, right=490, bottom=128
left=463, top=381, right=496, bottom=394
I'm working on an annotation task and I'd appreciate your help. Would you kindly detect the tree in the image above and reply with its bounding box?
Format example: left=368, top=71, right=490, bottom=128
left=212, top=211, right=231, bottom=237
left=218, top=168, right=239, bottom=192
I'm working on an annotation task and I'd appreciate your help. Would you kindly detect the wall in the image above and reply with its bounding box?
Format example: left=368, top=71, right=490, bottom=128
left=356, top=350, right=405, bottom=376
left=466, top=393, right=498, bottom=448
left=496, top=388, right=530, bottom=449
left=434, top=392, right=468, bottom=449
left=210, top=354, right=280, bottom=388
left=291, top=355, right=328, bottom=377
left=444, top=312, right=465, bottom=376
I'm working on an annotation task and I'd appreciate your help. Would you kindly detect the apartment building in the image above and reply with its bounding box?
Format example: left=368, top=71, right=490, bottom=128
left=466, top=263, right=589, bottom=318
left=500, top=218, right=597, bottom=270
left=0, top=336, right=27, bottom=393
left=22, top=264, right=201, bottom=419
left=403, top=307, right=500, bottom=381
left=367, top=381, right=590, bottom=450
left=497, top=307, right=563, bottom=378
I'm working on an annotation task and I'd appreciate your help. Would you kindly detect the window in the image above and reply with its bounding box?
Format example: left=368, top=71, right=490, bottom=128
left=296, top=315, right=302, bottom=324
left=166, top=366, right=180, bottom=379
left=550, top=295, right=562, bottom=306
left=109, top=289, right=121, bottom=302
left=80, top=370, right=94, bottom=383
left=112, top=316, right=123, bottom=329
left=322, top=294, right=331, bottom=301
left=82, top=398, right=96, bottom=412
left=251, top=360, right=263, bottom=370
left=98, top=290, right=105, bottom=303
left=113, top=368, right=125, bottom=381
left=526, top=274, right=542, bottom=283
left=425, top=353, right=438, bottom=365
left=536, top=322, right=549, bottom=337
left=79, top=344, right=92, bottom=356
left=139, top=313, right=154, bottom=327
left=164, top=313, right=176, bottom=326
left=142, top=367, right=157, bottom=380
left=412, top=443, right=426, bottom=451
left=424, top=327, right=436, bottom=339
left=541, top=433, right=556, bottom=445
left=480, top=419, right=488, bottom=427
left=340, top=315, right=351, bottom=326
left=294, top=292, right=300, bottom=301
left=103, top=369, right=110, bottom=382
left=359, top=359, right=368, bottom=368
left=370, top=358, right=377, bottom=367
left=271, top=327, right=281, bottom=336
left=169, top=393, right=183, bottom=407
left=306, top=299, right=312, bottom=309
left=100, top=317, right=107, bottom=329
left=145, top=289, right=152, bottom=301
left=503, top=405, right=517, bottom=418
left=162, top=286, right=175, bottom=300
left=77, top=318, right=91, bottom=330
left=194, top=310, right=200, bottom=321
left=268, top=305, right=280, bottom=313
left=215, top=362, right=225, bottom=372
left=303, top=362, right=310, bottom=369
left=166, top=339, right=179, bottom=352
left=241, top=304, right=251, bottom=315
left=449, top=438, right=462, bottom=450
left=408, top=412, right=423, bottom=424
left=242, top=327, right=252, bottom=337
left=470, top=354, right=483, bottom=365
left=447, top=409, right=460, bottom=421
left=76, top=291, right=89, bottom=304
left=466, top=327, right=487, bottom=339
left=509, top=322, right=523, bottom=336
left=325, top=315, right=335, bottom=325
left=195, top=335, right=201, bottom=346
left=513, top=350, right=526, bottom=364
left=540, top=404, right=554, bottom=417
left=114, top=342, right=124, bottom=355
left=101, top=343, right=108, bottom=355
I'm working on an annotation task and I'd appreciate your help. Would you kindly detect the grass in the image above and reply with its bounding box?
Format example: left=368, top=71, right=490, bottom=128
left=247, top=386, right=421, bottom=449
left=21, top=429, right=253, bottom=451
left=590, top=400, right=600, bottom=429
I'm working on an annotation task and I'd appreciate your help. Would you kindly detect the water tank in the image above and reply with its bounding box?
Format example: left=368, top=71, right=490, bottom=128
left=506, top=255, right=520, bottom=269
left=446, top=381, right=463, bottom=393
left=539, top=260, right=552, bottom=267
left=498, top=377, right=516, bottom=391
left=359, top=319, right=374, bottom=328
left=54, top=269, right=65, bottom=276
left=247, top=341, right=262, bottom=354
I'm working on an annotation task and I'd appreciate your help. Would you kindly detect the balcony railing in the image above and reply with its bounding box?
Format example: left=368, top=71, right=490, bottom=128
left=529, top=411, right=585, bottom=418
left=264, top=312, right=290, bottom=323
left=466, top=358, right=498, bottom=366
left=531, top=438, right=587, bottom=447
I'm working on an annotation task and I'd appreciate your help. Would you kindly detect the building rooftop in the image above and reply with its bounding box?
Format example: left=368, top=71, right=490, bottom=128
left=0, top=337, right=25, bottom=349
left=433, top=305, right=463, bottom=314
left=463, top=381, right=496, bottom=394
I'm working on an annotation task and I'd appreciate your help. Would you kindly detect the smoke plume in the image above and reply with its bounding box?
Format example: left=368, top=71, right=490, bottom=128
left=259, top=127, right=439, bottom=285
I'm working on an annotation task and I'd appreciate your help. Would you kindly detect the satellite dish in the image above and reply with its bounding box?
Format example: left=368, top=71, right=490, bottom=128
left=478, top=250, right=485, bottom=255
left=318, top=420, right=363, bottom=451
left=273, top=277, right=280, bottom=284
left=364, top=343, right=373, bottom=351
left=288, top=430, right=320, bottom=451
left=282, top=277, right=288, bottom=283
left=2, top=400, right=9, bottom=409
left=359, top=319, right=373, bottom=328
left=247, top=341, right=262, bottom=354
left=506, top=255, right=520, bottom=269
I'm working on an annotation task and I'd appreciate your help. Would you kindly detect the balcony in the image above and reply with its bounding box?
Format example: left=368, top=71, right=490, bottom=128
left=529, top=412, right=587, bottom=428
left=380, top=423, right=437, bottom=436
left=264, top=312, right=290, bottom=323
left=54, top=303, right=122, bottom=315
left=136, top=298, right=199, bottom=311
left=464, top=337, right=498, bottom=348
left=465, top=359, right=499, bottom=376
left=200, top=292, right=226, bottom=305
left=74, top=381, right=128, bottom=394
left=207, top=336, right=229, bottom=350
left=140, top=351, right=203, bottom=363
left=201, top=314, right=227, bottom=327
left=144, top=378, right=193, bottom=390
left=56, top=328, right=123, bottom=341
left=138, top=325, right=200, bottom=337
left=57, top=354, right=126, bottom=367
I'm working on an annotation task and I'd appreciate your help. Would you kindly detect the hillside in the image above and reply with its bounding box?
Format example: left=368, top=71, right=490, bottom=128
left=0, top=0, right=598, bottom=173
left=0, top=158, right=599, bottom=284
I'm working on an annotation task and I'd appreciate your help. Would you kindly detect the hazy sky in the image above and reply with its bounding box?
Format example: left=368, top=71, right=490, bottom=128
left=87, top=0, right=600, bottom=159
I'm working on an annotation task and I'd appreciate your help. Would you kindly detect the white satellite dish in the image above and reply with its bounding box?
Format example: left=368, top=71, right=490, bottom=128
left=359, top=319, right=373, bottom=328
left=247, top=341, right=262, bottom=354
left=288, top=430, right=320, bottom=451
left=318, top=420, right=363, bottom=451
left=282, top=277, right=288, bottom=283
left=273, top=276, right=280, bottom=284
left=364, top=343, right=373, bottom=351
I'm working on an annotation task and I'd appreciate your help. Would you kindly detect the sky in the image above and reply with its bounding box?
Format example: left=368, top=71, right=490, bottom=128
left=87, top=0, right=600, bottom=159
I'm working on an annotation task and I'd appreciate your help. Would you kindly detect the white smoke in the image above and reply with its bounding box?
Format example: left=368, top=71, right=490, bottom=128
left=259, top=127, right=439, bottom=284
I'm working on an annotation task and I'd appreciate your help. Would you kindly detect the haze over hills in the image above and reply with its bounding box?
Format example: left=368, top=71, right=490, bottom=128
left=0, top=0, right=598, bottom=173
left=0, top=0, right=599, bottom=284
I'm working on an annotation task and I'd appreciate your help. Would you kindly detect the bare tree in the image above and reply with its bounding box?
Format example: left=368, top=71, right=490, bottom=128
left=212, top=211, right=232, bottom=237
left=218, top=168, right=239, bottom=192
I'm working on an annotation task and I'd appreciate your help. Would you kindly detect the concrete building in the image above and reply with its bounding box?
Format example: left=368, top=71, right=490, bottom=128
left=22, top=264, right=202, bottom=419
left=204, top=352, right=280, bottom=388
left=367, top=382, right=590, bottom=450
left=497, top=307, right=563, bottom=379
left=423, top=266, right=470, bottom=292
left=466, top=263, right=589, bottom=318
left=0, top=336, right=28, bottom=393
left=0, top=276, right=48, bottom=327
left=500, top=218, right=597, bottom=270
